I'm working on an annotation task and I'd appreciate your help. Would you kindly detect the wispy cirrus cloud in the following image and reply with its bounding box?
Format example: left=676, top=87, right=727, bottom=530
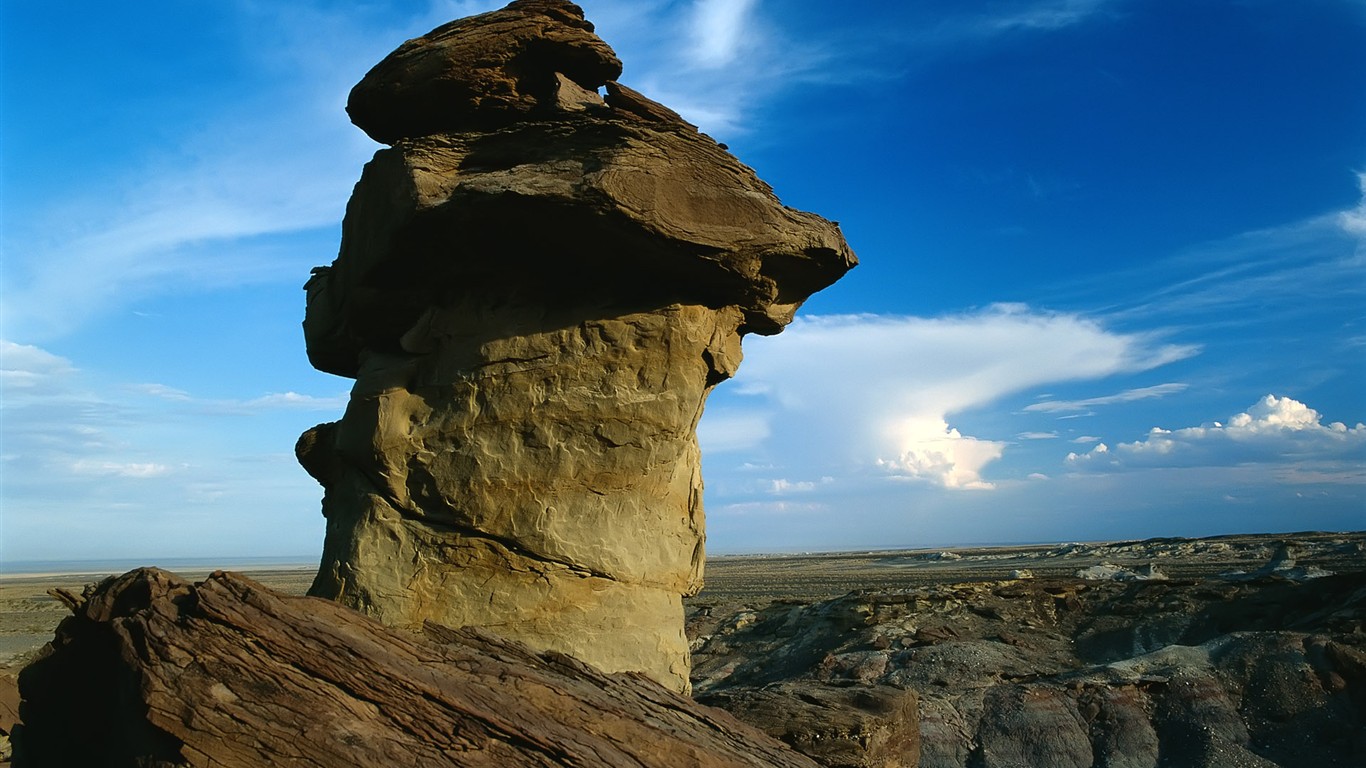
left=1025, top=382, right=1188, bottom=413
left=0, top=340, right=338, bottom=559
left=1056, top=200, right=1365, bottom=328
left=687, top=0, right=758, bottom=67
left=0, top=2, right=487, bottom=343
left=979, top=0, right=1116, bottom=33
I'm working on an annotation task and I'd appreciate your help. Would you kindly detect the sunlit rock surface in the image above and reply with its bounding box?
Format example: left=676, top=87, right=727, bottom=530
left=298, top=0, right=855, bottom=692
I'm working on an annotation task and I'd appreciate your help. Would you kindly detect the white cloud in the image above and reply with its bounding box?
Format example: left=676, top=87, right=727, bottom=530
left=984, top=0, right=1114, bottom=33
left=243, top=392, right=349, bottom=411
left=129, top=382, right=347, bottom=413
left=905, top=0, right=1117, bottom=49
left=0, top=340, right=77, bottom=389
left=1026, top=383, right=1188, bottom=413
left=70, top=460, right=173, bottom=479
left=877, top=417, right=1005, bottom=490
left=1017, top=431, right=1059, bottom=440
left=764, top=476, right=833, bottom=495
left=0, top=3, right=452, bottom=342
left=0, top=340, right=335, bottom=559
left=688, top=0, right=757, bottom=67
left=706, top=305, right=1197, bottom=490
left=132, top=383, right=194, bottom=401
left=1339, top=171, right=1366, bottom=239
left=1067, top=395, right=1366, bottom=470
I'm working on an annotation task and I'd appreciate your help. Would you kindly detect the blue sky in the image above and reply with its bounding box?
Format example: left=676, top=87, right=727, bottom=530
left=2, top=0, right=1363, bottom=563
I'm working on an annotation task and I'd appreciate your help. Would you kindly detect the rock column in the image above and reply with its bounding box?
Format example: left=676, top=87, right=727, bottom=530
left=298, top=0, right=855, bottom=692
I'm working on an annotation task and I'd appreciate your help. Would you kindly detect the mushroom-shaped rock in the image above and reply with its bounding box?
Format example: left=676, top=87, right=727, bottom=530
left=300, top=0, right=856, bottom=693
left=348, top=0, right=622, bottom=143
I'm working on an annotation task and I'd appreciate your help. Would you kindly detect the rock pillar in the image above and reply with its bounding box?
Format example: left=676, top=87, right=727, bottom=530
left=298, top=0, right=855, bottom=692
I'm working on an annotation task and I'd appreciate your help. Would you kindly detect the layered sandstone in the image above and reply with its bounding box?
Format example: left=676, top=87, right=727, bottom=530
left=298, top=0, right=855, bottom=692
left=15, top=568, right=820, bottom=767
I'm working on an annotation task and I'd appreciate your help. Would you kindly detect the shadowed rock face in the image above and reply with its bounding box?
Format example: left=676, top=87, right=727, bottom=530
left=298, top=0, right=855, bottom=692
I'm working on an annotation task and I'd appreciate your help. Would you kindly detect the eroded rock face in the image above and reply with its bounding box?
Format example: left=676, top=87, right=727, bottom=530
left=14, top=569, right=822, bottom=767
left=299, top=0, right=855, bottom=692
left=689, top=568, right=1366, bottom=767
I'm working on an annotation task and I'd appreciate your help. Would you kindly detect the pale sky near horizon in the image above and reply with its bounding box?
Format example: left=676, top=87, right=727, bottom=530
left=2, top=0, right=1364, bottom=564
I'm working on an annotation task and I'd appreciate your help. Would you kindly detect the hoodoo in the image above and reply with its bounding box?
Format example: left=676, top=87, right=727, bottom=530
left=298, top=0, right=856, bottom=692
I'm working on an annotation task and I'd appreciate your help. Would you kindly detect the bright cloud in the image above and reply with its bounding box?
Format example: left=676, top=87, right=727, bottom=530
left=878, top=417, right=1005, bottom=490
left=1068, top=395, right=1366, bottom=470
left=688, top=0, right=757, bottom=67
left=708, top=304, right=1197, bottom=490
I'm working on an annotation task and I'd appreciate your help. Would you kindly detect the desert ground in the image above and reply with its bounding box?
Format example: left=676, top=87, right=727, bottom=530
left=4, top=530, right=1360, bottom=669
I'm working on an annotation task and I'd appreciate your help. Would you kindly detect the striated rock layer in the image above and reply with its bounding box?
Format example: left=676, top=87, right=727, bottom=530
left=298, top=0, right=855, bottom=692
left=15, top=568, right=821, bottom=767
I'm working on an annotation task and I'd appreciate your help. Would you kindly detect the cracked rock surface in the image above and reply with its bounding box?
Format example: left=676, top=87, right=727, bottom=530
left=298, top=0, right=855, bottom=692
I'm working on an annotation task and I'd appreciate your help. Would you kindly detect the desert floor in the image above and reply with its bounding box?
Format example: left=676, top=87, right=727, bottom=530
left=3, top=530, right=1362, bottom=668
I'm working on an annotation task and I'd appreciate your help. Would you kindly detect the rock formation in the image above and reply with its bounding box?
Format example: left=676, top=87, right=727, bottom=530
left=689, top=554, right=1366, bottom=768
left=13, top=568, right=820, bottom=767
left=296, top=0, right=855, bottom=693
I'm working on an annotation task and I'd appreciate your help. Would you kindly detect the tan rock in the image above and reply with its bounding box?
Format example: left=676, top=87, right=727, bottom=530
left=300, top=0, right=855, bottom=692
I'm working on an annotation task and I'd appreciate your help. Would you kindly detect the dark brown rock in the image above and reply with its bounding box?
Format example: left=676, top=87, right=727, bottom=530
left=697, top=683, right=919, bottom=768
left=689, top=564, right=1366, bottom=768
left=347, top=0, right=622, bottom=143
left=14, top=568, right=820, bottom=767
left=975, top=686, right=1092, bottom=768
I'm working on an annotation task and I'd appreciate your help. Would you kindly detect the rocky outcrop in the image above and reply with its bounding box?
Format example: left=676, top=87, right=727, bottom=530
left=690, top=570, right=1366, bottom=767
left=297, top=0, right=854, bottom=694
left=13, top=568, right=820, bottom=767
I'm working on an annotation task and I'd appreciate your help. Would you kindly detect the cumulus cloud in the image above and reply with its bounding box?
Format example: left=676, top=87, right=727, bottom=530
left=1067, top=395, right=1366, bottom=470
left=706, top=305, right=1197, bottom=490
left=877, top=417, right=1005, bottom=490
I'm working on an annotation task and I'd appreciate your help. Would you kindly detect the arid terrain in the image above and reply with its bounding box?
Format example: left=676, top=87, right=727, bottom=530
left=2, top=531, right=1361, bottom=668
left=4, top=531, right=1364, bottom=766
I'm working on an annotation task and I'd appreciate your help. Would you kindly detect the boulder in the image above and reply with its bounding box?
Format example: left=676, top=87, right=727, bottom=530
left=14, top=568, right=820, bottom=767
left=300, top=0, right=855, bottom=692
left=697, top=683, right=920, bottom=768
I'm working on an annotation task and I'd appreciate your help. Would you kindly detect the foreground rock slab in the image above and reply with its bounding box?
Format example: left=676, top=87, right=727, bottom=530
left=299, top=0, right=855, bottom=692
left=15, top=568, right=819, bottom=767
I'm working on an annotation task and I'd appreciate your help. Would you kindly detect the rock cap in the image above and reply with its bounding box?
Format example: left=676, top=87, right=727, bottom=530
left=348, top=0, right=623, bottom=143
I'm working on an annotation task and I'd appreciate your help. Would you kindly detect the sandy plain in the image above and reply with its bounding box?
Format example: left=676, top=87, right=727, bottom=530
left=3, top=530, right=1362, bottom=668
